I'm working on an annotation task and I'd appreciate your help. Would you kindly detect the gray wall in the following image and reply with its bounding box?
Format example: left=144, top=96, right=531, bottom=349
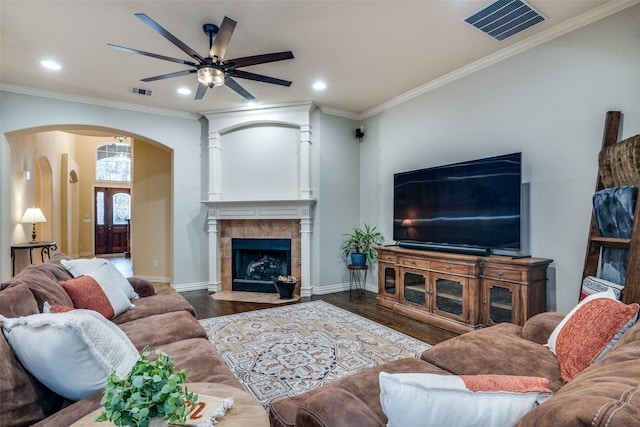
left=359, top=4, right=640, bottom=313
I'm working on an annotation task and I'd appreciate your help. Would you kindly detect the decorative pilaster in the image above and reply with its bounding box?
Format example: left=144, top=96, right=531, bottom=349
left=299, top=124, right=312, bottom=200
left=300, top=217, right=313, bottom=297
left=208, top=131, right=222, bottom=201
left=206, top=212, right=221, bottom=292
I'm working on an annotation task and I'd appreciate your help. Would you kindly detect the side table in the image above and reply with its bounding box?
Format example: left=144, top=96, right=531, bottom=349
left=10, top=241, right=57, bottom=277
left=348, top=264, right=368, bottom=297
left=71, top=382, right=268, bottom=427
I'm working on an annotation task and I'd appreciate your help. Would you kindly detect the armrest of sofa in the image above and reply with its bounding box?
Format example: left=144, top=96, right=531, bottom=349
left=521, top=312, right=565, bottom=344
left=294, top=388, right=385, bottom=427
left=126, top=277, right=156, bottom=297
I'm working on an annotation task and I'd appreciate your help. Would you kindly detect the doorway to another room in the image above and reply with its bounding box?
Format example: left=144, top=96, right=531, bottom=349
left=95, top=187, right=130, bottom=256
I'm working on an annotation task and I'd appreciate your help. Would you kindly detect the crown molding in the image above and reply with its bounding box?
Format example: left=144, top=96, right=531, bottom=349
left=319, top=107, right=361, bottom=121
left=0, top=83, right=201, bottom=120
left=360, top=0, right=640, bottom=120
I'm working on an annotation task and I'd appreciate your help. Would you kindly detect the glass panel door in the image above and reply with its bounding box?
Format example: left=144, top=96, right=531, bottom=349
left=489, top=285, right=514, bottom=324
left=403, top=271, right=426, bottom=306
left=433, top=276, right=466, bottom=322
left=384, top=266, right=396, bottom=295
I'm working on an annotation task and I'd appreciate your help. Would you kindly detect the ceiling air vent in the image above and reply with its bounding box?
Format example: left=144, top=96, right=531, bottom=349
left=464, top=0, right=546, bottom=42
left=129, top=86, right=153, bottom=96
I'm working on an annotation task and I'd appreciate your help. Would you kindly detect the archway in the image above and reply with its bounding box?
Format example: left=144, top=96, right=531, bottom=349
left=6, top=126, right=173, bottom=282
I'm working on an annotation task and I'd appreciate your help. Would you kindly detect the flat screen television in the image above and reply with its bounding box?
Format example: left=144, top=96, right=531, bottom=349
left=393, top=152, right=522, bottom=254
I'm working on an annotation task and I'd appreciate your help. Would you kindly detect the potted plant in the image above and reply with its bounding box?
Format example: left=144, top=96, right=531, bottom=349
left=95, top=346, right=198, bottom=427
left=341, top=224, right=384, bottom=267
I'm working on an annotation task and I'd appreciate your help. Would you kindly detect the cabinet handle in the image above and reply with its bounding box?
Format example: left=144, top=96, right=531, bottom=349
left=497, top=271, right=504, bottom=277
left=411, top=261, right=416, bottom=265
left=445, top=265, right=451, bottom=270
left=482, top=300, right=487, bottom=305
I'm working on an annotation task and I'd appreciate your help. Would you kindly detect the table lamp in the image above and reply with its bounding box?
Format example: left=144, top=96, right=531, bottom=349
left=21, top=207, right=47, bottom=243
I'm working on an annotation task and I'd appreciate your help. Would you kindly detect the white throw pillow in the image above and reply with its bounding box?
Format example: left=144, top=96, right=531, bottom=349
left=379, top=372, right=552, bottom=427
left=61, top=258, right=139, bottom=300
left=0, top=310, right=139, bottom=401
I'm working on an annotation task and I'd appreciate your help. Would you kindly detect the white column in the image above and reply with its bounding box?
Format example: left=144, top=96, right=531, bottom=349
left=208, top=131, right=222, bottom=201
left=300, top=217, right=313, bottom=297
left=299, top=124, right=312, bottom=200
left=207, top=211, right=221, bottom=292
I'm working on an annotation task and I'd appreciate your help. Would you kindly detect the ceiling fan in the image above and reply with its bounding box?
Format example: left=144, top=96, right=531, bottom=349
left=108, top=13, right=294, bottom=101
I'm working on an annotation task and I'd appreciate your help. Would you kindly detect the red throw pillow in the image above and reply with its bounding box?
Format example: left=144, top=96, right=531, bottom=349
left=49, top=304, right=74, bottom=313
left=59, top=276, right=115, bottom=319
left=548, top=290, right=639, bottom=382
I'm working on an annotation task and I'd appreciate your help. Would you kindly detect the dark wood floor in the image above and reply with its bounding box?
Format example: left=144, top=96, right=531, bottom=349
left=182, top=289, right=458, bottom=346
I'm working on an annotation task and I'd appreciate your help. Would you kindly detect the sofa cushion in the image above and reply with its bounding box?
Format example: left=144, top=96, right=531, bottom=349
left=521, top=312, right=565, bottom=345
left=126, top=277, right=156, bottom=297
left=117, top=310, right=207, bottom=351
left=379, top=373, right=552, bottom=427
left=59, top=275, right=133, bottom=319
left=517, top=322, right=640, bottom=427
left=4, top=264, right=73, bottom=312
left=0, top=332, right=64, bottom=427
left=112, top=288, right=195, bottom=325
left=269, top=358, right=448, bottom=427
left=61, top=258, right=139, bottom=300
left=547, top=290, right=639, bottom=382
left=0, top=282, right=39, bottom=318
left=0, top=309, right=139, bottom=401
left=422, top=323, right=564, bottom=392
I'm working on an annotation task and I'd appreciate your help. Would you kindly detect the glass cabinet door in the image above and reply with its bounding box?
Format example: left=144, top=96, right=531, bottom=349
left=485, top=282, right=516, bottom=325
left=433, top=276, right=466, bottom=321
left=403, top=271, right=427, bottom=307
left=383, top=266, right=397, bottom=295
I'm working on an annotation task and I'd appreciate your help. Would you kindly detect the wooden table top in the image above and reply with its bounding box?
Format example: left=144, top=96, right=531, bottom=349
left=71, top=383, right=269, bottom=427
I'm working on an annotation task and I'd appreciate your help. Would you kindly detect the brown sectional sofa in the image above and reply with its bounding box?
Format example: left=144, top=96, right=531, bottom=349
left=0, top=253, right=242, bottom=427
left=269, top=310, right=640, bottom=426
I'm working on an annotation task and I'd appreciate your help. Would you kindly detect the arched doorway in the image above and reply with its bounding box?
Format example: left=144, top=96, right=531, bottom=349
left=6, top=127, right=173, bottom=282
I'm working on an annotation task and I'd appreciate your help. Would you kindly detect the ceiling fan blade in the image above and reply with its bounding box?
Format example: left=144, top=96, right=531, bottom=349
left=141, top=69, right=196, bottom=82
left=225, top=77, right=255, bottom=101
left=194, top=83, right=208, bottom=100
left=232, top=70, right=292, bottom=87
left=135, top=13, right=204, bottom=62
left=107, top=44, right=198, bottom=67
left=223, top=51, right=294, bottom=69
left=209, top=16, right=237, bottom=60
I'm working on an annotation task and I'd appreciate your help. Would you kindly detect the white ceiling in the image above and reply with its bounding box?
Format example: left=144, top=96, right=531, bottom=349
left=0, top=1, right=633, bottom=117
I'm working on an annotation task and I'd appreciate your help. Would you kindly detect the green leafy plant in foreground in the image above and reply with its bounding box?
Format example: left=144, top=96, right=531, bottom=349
left=95, top=346, right=198, bottom=427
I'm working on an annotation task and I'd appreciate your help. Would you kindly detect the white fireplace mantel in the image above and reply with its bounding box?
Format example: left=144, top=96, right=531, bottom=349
left=203, top=199, right=316, bottom=297
left=204, top=199, right=315, bottom=220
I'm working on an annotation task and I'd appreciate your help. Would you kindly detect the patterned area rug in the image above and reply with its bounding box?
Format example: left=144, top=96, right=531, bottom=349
left=199, top=300, right=430, bottom=407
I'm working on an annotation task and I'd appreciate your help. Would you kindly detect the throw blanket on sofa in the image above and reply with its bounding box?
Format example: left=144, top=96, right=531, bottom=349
left=593, top=184, right=638, bottom=285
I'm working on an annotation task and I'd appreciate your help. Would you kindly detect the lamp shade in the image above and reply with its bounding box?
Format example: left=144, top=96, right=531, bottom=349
left=21, top=208, right=47, bottom=224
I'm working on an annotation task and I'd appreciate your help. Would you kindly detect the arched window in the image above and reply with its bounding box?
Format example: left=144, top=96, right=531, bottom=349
left=96, top=137, right=131, bottom=181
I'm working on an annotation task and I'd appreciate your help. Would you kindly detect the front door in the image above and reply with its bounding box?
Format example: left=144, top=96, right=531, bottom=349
left=95, top=187, right=130, bottom=255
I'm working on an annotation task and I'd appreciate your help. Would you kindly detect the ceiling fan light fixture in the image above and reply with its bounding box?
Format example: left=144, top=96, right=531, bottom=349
left=198, top=67, right=225, bottom=87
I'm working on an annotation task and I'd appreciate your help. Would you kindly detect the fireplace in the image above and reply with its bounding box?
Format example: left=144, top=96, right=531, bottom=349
left=232, top=238, right=292, bottom=292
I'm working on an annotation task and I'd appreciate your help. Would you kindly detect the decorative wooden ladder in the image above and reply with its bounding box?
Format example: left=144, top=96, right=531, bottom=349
left=582, top=111, right=640, bottom=304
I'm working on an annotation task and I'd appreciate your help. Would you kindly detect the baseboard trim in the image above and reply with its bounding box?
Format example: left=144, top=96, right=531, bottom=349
left=173, top=281, right=209, bottom=292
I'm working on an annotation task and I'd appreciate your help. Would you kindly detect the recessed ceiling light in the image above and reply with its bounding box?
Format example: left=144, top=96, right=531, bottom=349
left=41, top=60, right=62, bottom=70
left=177, top=87, right=191, bottom=95
left=244, top=99, right=258, bottom=106
left=312, top=81, right=327, bottom=91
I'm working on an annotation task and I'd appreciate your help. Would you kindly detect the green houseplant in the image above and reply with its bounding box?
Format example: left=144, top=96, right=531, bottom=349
left=95, top=346, right=198, bottom=427
left=341, top=224, right=384, bottom=267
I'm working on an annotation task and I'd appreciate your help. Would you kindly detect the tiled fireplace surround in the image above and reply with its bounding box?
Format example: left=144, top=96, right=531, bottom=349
left=220, top=219, right=301, bottom=292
